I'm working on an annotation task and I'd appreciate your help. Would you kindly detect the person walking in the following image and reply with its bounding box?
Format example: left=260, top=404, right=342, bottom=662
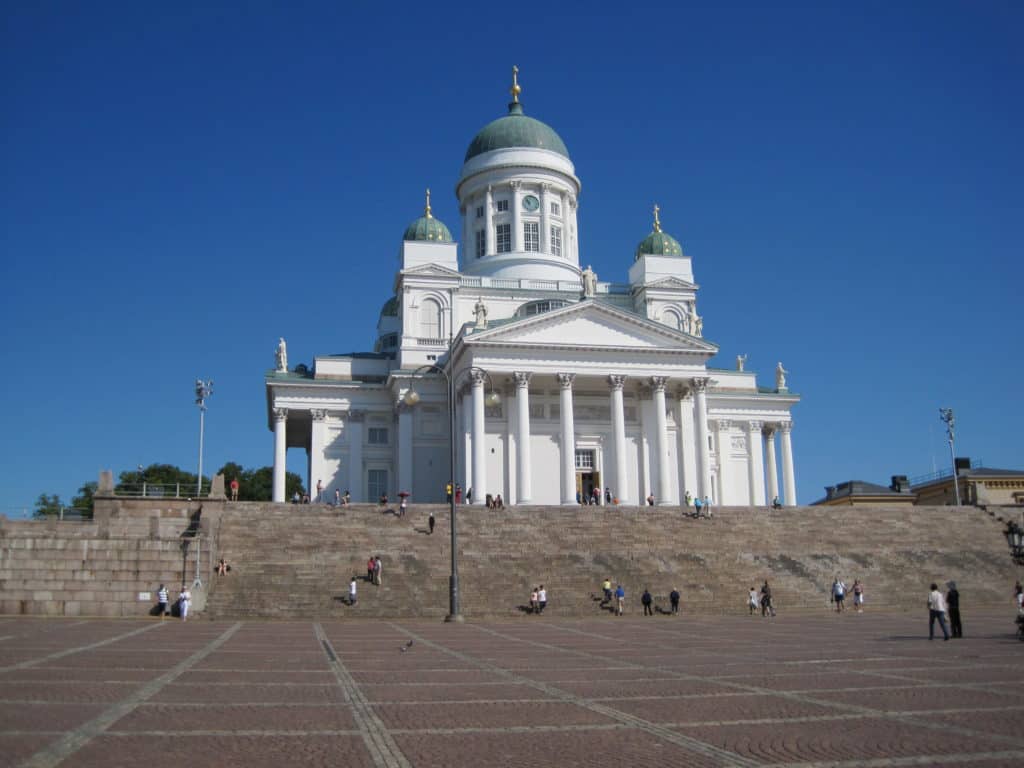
left=157, top=584, right=168, bottom=618
left=367, top=555, right=376, bottom=583
left=602, top=578, right=612, bottom=606
left=947, top=581, right=963, bottom=638
left=529, top=587, right=539, bottom=614
left=455, top=484, right=462, bottom=504
left=428, top=509, right=435, bottom=535
left=537, top=585, right=547, bottom=614
left=446, top=482, right=453, bottom=504
left=399, top=497, right=407, bottom=517
left=334, top=488, right=341, bottom=506
left=349, top=576, right=358, bottom=606
left=928, top=582, right=951, bottom=640
left=642, top=588, right=654, bottom=616
left=373, top=556, right=382, bottom=586
left=615, top=584, right=625, bottom=616
left=316, top=479, right=323, bottom=504
left=852, top=579, right=865, bottom=612
left=761, top=580, right=774, bottom=617
left=832, top=577, right=846, bottom=612
left=748, top=586, right=759, bottom=615
left=229, top=477, right=239, bottom=502
left=669, top=588, right=680, bottom=614
left=179, top=586, right=191, bottom=621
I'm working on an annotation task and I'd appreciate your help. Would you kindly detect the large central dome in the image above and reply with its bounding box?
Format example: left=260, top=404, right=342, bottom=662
left=464, top=100, right=569, bottom=161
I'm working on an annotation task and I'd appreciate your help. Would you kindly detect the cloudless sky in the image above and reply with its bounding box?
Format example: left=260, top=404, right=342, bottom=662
left=1, top=1, right=1021, bottom=513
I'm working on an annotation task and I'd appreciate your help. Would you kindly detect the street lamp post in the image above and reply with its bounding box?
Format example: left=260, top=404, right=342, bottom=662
left=939, top=407, right=959, bottom=506
left=195, top=379, right=214, bottom=497
left=404, top=362, right=499, bottom=623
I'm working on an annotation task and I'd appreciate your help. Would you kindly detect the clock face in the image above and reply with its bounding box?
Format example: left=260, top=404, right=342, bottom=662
left=522, top=194, right=540, bottom=212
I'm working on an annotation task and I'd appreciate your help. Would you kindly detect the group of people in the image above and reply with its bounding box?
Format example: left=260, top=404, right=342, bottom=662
left=155, top=584, right=191, bottom=620
left=927, top=581, right=963, bottom=640
left=577, top=488, right=610, bottom=505
left=599, top=579, right=680, bottom=616
left=528, top=585, right=547, bottom=613
left=486, top=494, right=505, bottom=509
left=444, top=483, right=472, bottom=504
left=290, top=486, right=350, bottom=506
left=830, top=577, right=865, bottom=612
left=682, top=492, right=714, bottom=517
left=366, top=555, right=383, bottom=585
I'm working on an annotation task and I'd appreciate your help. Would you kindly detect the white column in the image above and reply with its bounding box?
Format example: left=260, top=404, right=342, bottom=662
left=347, top=410, right=364, bottom=502
left=514, top=372, right=532, bottom=503
left=460, top=204, right=468, bottom=263
left=484, top=185, right=494, bottom=255
left=471, top=371, right=487, bottom=506
left=780, top=422, right=797, bottom=506
left=310, top=409, right=327, bottom=501
left=715, top=419, right=730, bottom=505
left=746, top=420, right=765, bottom=506
left=651, top=377, right=672, bottom=505
left=692, top=377, right=712, bottom=498
left=397, top=402, right=413, bottom=495
left=558, top=373, right=577, bottom=505
left=676, top=388, right=697, bottom=501
left=540, top=183, right=550, bottom=256
left=460, top=390, right=472, bottom=494
left=764, top=426, right=779, bottom=505
left=510, top=181, right=522, bottom=252
left=568, top=196, right=579, bottom=265
left=272, top=408, right=288, bottom=502
left=609, top=375, right=629, bottom=504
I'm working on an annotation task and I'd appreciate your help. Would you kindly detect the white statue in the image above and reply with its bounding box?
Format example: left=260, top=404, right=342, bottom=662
left=775, top=361, right=788, bottom=390
left=275, top=337, right=288, bottom=372
left=736, top=354, right=746, bottom=372
left=474, top=297, right=488, bottom=329
left=694, top=314, right=703, bottom=337
left=581, top=265, right=597, bottom=298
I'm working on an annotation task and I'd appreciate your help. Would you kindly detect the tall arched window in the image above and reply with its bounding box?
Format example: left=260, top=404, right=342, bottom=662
left=420, top=299, right=442, bottom=339
left=662, top=309, right=683, bottom=331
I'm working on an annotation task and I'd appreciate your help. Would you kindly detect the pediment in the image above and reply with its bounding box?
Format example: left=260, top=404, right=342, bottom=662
left=401, top=264, right=462, bottom=278
left=644, top=276, right=697, bottom=291
left=468, top=301, right=717, bottom=352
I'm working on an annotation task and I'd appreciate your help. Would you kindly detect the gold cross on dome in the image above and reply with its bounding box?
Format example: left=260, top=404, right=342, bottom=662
left=425, top=188, right=432, bottom=218
left=510, top=65, right=521, bottom=103
left=653, top=203, right=662, bottom=232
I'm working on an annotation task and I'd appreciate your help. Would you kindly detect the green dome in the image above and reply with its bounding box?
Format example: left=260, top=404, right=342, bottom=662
left=380, top=296, right=398, bottom=317
left=635, top=206, right=684, bottom=260
left=465, top=102, right=569, bottom=162
left=402, top=215, right=452, bottom=243
left=403, top=189, right=453, bottom=242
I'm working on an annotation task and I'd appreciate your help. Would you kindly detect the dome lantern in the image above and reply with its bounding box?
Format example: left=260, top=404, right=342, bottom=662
left=635, top=203, right=684, bottom=260
left=402, top=188, right=453, bottom=242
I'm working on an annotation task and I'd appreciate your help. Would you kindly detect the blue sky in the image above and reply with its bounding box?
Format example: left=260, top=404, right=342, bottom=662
left=1, top=2, right=1020, bottom=512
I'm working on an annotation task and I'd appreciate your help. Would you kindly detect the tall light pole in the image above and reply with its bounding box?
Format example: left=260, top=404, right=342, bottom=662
left=195, top=379, right=214, bottom=496
left=939, top=407, right=959, bottom=506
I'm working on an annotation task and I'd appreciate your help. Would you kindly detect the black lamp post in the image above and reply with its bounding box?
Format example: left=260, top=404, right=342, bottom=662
left=1005, top=520, right=1024, bottom=565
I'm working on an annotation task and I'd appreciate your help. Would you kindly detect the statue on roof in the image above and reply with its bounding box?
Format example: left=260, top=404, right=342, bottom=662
left=581, top=265, right=597, bottom=298
left=776, top=361, right=788, bottom=390
left=276, top=338, right=288, bottom=372
left=474, top=297, right=488, bottom=330
left=694, top=314, right=703, bottom=337
left=736, top=354, right=747, bottom=372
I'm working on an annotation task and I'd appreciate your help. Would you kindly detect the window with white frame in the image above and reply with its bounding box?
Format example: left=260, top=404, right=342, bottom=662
left=551, top=201, right=561, bottom=216
left=524, top=221, right=539, bottom=252
left=475, top=229, right=486, bottom=258
left=368, top=427, right=389, bottom=445
left=496, top=223, right=511, bottom=253
left=496, top=199, right=509, bottom=212
left=367, top=469, right=388, bottom=500
left=551, top=225, right=562, bottom=257
left=475, top=205, right=484, bottom=218
left=420, top=298, right=442, bottom=338
left=575, top=449, right=595, bottom=470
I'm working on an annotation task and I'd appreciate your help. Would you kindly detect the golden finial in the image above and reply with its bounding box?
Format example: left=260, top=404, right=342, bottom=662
left=510, top=65, right=521, bottom=104
left=653, top=203, right=662, bottom=233
left=425, top=188, right=432, bottom=218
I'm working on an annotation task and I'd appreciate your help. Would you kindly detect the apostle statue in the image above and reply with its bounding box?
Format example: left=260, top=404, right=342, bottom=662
left=694, top=314, right=703, bottom=337
left=474, top=297, right=488, bottom=330
left=736, top=354, right=747, bottom=372
left=775, top=361, right=788, bottom=390
left=581, top=265, right=597, bottom=298
left=276, top=337, right=288, bottom=372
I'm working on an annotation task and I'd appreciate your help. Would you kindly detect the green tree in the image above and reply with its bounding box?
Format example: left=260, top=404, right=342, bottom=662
left=215, top=462, right=304, bottom=501
left=71, top=482, right=97, bottom=517
left=33, top=493, right=65, bottom=518
left=116, top=463, right=204, bottom=496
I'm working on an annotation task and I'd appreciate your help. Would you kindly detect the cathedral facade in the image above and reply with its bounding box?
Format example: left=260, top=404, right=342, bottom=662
left=266, top=73, right=800, bottom=507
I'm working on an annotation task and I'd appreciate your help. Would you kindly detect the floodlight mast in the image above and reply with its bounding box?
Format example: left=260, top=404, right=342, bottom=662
left=939, top=408, right=959, bottom=505
left=195, top=379, right=214, bottom=496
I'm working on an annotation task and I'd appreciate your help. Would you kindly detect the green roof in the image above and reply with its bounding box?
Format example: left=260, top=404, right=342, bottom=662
left=635, top=229, right=684, bottom=260
left=465, top=102, right=569, bottom=161
left=380, top=296, right=398, bottom=317
left=403, top=215, right=452, bottom=243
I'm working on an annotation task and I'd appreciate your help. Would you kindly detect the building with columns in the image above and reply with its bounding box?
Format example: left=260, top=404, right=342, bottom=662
left=266, top=71, right=800, bottom=507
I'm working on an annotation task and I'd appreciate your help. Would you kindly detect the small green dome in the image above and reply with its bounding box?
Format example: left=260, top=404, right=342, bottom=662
left=380, top=296, right=398, bottom=317
left=465, top=102, right=569, bottom=162
left=402, top=189, right=453, bottom=242
left=635, top=205, right=684, bottom=260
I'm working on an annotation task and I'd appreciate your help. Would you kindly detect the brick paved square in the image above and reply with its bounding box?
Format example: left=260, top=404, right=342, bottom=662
left=111, top=703, right=358, bottom=732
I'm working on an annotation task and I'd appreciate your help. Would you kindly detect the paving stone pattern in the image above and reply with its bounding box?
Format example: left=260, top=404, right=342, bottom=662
left=1, top=611, right=1023, bottom=767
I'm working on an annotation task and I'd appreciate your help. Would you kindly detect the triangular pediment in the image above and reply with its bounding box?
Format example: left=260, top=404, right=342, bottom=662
left=467, top=301, right=717, bottom=352
left=644, top=276, right=697, bottom=291
left=401, top=263, right=462, bottom=278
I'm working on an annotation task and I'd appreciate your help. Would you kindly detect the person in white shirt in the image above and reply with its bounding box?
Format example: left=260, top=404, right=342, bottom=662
left=349, top=577, right=358, bottom=606
left=832, top=577, right=847, bottom=612
left=928, top=583, right=950, bottom=640
left=179, top=587, right=191, bottom=621
left=748, top=587, right=759, bottom=615
left=537, top=586, right=547, bottom=614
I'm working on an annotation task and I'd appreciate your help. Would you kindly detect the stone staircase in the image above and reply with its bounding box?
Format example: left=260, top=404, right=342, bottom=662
left=201, top=502, right=1022, bottom=619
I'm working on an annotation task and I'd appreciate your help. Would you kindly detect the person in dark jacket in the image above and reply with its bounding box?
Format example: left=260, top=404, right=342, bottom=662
left=947, top=581, right=963, bottom=638
left=669, top=588, right=680, bottom=614
left=641, top=588, right=654, bottom=616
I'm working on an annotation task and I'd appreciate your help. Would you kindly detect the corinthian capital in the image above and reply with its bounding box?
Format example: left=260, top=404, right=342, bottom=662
left=747, top=420, right=763, bottom=433
left=557, top=372, right=576, bottom=389
left=690, top=376, right=710, bottom=393
left=650, top=376, right=669, bottom=392
left=470, top=369, right=488, bottom=386
left=273, top=408, right=288, bottom=422
left=779, top=421, right=793, bottom=434
left=607, top=374, right=627, bottom=391
left=513, top=371, right=532, bottom=388
left=310, top=409, right=328, bottom=422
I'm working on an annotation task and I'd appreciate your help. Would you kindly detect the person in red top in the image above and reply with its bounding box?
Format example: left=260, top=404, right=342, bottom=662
left=229, top=477, right=239, bottom=501
left=367, top=556, right=375, bottom=583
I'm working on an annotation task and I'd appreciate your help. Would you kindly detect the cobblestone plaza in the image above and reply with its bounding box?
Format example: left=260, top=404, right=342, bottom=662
left=2, top=612, right=1022, bottom=767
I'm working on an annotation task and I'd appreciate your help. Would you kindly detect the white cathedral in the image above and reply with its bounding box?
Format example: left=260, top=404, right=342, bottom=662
left=266, top=71, right=800, bottom=507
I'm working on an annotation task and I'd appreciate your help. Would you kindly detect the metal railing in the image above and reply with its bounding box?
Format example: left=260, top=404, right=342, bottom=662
left=1, top=507, right=93, bottom=521
left=115, top=482, right=211, bottom=498
left=910, top=460, right=985, bottom=488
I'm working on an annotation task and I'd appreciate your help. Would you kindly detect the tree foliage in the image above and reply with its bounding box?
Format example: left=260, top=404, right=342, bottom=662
left=216, top=462, right=304, bottom=501
left=33, top=493, right=64, bottom=517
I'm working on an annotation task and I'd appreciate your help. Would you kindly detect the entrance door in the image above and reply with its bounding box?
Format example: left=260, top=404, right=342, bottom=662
left=574, top=449, right=600, bottom=504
